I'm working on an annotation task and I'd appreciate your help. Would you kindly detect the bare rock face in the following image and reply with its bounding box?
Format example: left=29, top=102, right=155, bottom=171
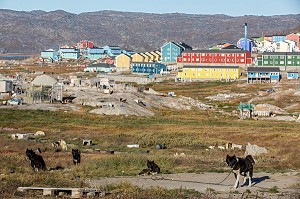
left=0, top=9, right=299, bottom=53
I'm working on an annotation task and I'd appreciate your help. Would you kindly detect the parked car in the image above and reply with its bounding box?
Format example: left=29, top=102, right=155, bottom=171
left=7, top=98, right=22, bottom=105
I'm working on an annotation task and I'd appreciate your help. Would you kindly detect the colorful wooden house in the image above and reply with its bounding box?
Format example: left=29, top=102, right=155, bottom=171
left=139, top=53, right=151, bottom=62
left=257, top=52, right=300, bottom=71
left=84, top=63, right=116, bottom=73
left=59, top=48, right=80, bottom=60
left=131, top=53, right=145, bottom=62
left=144, top=52, right=156, bottom=62
left=177, top=65, right=240, bottom=81
left=41, top=49, right=58, bottom=60
left=85, top=48, right=105, bottom=60
left=286, top=33, right=300, bottom=49
left=151, top=51, right=161, bottom=62
left=122, top=49, right=135, bottom=56
left=132, top=62, right=167, bottom=75
left=103, top=45, right=122, bottom=56
left=177, top=49, right=252, bottom=67
left=247, top=67, right=280, bottom=83
left=272, top=35, right=286, bottom=43
left=161, top=42, right=192, bottom=63
left=77, top=40, right=94, bottom=49
left=287, top=72, right=299, bottom=79
left=115, top=54, right=132, bottom=69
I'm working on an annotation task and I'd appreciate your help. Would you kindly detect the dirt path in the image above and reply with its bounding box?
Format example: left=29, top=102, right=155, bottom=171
left=88, top=172, right=300, bottom=195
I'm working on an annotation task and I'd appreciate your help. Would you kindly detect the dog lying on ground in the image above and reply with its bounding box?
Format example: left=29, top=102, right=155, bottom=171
left=226, top=154, right=255, bottom=189
left=26, top=148, right=47, bottom=171
left=72, top=149, right=81, bottom=165
left=138, top=160, right=161, bottom=175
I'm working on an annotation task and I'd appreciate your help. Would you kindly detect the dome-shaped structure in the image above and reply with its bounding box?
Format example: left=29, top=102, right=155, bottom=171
left=237, top=38, right=253, bottom=52
left=31, top=74, right=57, bottom=86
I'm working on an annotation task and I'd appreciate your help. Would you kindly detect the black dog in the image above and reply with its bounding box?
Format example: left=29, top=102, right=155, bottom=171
left=26, top=148, right=47, bottom=171
left=147, top=160, right=161, bottom=174
left=226, top=154, right=255, bottom=189
left=138, top=160, right=161, bottom=176
left=72, top=149, right=81, bottom=165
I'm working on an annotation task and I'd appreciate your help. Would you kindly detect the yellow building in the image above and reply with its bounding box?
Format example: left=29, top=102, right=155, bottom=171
left=177, top=65, right=241, bottom=80
left=144, top=52, right=156, bottom=62
left=139, top=53, right=150, bottom=62
left=150, top=51, right=161, bottom=62
left=115, top=54, right=131, bottom=69
left=131, top=53, right=145, bottom=62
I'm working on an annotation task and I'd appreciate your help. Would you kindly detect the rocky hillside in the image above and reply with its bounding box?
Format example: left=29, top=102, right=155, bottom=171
left=0, top=9, right=299, bottom=53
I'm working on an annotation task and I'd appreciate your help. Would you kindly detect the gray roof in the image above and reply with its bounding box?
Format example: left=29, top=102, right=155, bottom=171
left=247, top=67, right=280, bottom=72
left=87, top=63, right=116, bottom=68
left=182, top=49, right=248, bottom=53
left=183, top=65, right=239, bottom=69
left=263, top=52, right=300, bottom=56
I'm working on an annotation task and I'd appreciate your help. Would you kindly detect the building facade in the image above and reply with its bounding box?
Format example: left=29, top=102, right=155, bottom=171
left=247, top=67, right=280, bottom=83
left=85, top=48, right=106, bottom=60
left=132, top=62, right=167, bottom=74
left=177, top=49, right=252, bottom=67
left=272, top=35, right=286, bottom=43
left=161, top=42, right=191, bottom=63
left=177, top=65, right=240, bottom=81
left=286, top=33, right=300, bottom=49
left=257, top=52, right=300, bottom=71
left=59, top=48, right=80, bottom=60
left=41, top=49, right=58, bottom=59
left=287, top=72, right=299, bottom=79
left=131, top=53, right=145, bottom=62
left=115, top=54, right=131, bottom=69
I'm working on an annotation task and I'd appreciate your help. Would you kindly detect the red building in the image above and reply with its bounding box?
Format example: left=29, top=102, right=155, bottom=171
left=286, top=33, right=300, bottom=49
left=77, top=40, right=94, bottom=49
left=177, top=50, right=253, bottom=65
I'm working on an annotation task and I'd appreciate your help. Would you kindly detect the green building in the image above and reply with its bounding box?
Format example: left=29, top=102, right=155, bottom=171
left=257, top=52, right=300, bottom=71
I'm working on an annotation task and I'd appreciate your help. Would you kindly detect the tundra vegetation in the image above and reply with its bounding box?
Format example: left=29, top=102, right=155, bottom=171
left=0, top=80, right=299, bottom=198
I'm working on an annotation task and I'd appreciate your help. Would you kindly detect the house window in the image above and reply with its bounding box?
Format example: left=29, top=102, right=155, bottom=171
left=280, top=61, right=284, bottom=64
left=202, top=53, right=205, bottom=56
left=221, top=54, right=225, bottom=57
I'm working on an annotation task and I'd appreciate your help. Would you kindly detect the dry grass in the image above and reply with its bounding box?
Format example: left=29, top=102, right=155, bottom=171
left=0, top=79, right=299, bottom=197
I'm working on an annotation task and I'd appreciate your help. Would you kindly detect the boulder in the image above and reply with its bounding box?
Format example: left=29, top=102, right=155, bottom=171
left=244, top=142, right=268, bottom=156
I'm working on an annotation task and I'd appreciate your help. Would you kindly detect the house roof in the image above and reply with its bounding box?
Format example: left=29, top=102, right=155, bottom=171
left=177, top=42, right=192, bottom=50
left=247, top=67, right=280, bottom=72
left=263, top=52, right=300, bottom=55
left=287, top=71, right=298, bottom=73
left=87, top=63, right=116, bottom=68
left=182, top=49, right=248, bottom=53
left=222, top=45, right=241, bottom=50
left=183, top=65, right=239, bottom=69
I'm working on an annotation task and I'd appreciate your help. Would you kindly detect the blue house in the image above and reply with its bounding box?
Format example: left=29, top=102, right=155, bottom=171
left=85, top=48, right=106, bottom=60
left=287, top=72, right=299, bottom=79
left=84, top=63, right=116, bottom=73
left=272, top=35, right=286, bottom=43
left=103, top=45, right=122, bottom=56
left=132, top=62, right=167, bottom=75
left=41, top=49, right=58, bottom=59
left=247, top=67, right=280, bottom=83
left=122, top=49, right=135, bottom=56
left=161, top=42, right=192, bottom=63
left=59, top=48, right=80, bottom=60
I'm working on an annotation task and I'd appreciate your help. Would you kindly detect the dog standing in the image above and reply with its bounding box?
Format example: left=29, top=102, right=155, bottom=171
left=226, top=154, right=255, bottom=189
left=72, top=149, right=81, bottom=165
left=26, top=148, right=47, bottom=171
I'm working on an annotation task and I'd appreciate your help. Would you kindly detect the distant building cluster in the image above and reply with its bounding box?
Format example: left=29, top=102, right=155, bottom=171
left=38, top=27, right=300, bottom=83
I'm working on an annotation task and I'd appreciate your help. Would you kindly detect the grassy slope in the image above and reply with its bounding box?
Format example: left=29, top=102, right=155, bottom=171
left=0, top=80, right=299, bottom=197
